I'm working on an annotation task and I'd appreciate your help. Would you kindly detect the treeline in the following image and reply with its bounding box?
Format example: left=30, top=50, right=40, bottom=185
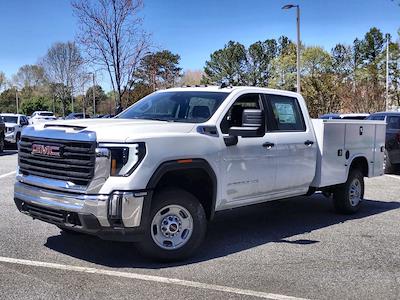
left=0, top=0, right=399, bottom=118
left=202, top=27, right=400, bottom=117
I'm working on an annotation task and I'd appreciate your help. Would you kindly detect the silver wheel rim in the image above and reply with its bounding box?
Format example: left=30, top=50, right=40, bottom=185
left=151, top=204, right=193, bottom=250
left=349, top=178, right=362, bottom=207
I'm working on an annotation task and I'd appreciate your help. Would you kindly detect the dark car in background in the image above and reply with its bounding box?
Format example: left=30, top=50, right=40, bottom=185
left=65, top=113, right=91, bottom=120
left=368, top=112, right=400, bottom=173
left=0, top=117, right=4, bottom=152
left=320, top=113, right=370, bottom=120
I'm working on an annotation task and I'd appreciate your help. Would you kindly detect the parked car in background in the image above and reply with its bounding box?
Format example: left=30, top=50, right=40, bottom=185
left=367, top=112, right=400, bottom=173
left=65, top=113, right=91, bottom=120
left=320, top=113, right=370, bottom=120
left=30, top=111, right=57, bottom=124
left=0, top=117, right=4, bottom=153
left=0, top=113, right=29, bottom=146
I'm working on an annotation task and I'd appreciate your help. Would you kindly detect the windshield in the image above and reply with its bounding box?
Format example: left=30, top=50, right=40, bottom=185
left=38, top=112, right=54, bottom=117
left=1, top=116, right=18, bottom=123
left=117, top=91, right=230, bottom=123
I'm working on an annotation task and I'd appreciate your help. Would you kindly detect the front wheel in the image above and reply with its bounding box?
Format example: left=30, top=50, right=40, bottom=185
left=333, top=169, right=364, bottom=214
left=0, top=134, right=4, bottom=153
left=136, top=188, right=207, bottom=262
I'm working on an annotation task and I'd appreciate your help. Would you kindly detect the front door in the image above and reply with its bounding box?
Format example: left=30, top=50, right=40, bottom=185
left=218, top=93, right=278, bottom=209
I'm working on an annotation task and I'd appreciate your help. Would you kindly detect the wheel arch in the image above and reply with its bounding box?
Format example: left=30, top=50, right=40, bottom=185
left=348, top=155, right=369, bottom=177
left=146, top=159, right=218, bottom=220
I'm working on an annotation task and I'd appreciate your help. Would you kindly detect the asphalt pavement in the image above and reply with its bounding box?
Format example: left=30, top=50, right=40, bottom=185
left=0, top=150, right=399, bottom=300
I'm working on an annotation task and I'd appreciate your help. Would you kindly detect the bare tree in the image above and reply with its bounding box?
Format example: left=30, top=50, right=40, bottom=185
left=40, top=41, right=85, bottom=116
left=12, top=65, right=46, bottom=89
left=72, top=0, right=150, bottom=113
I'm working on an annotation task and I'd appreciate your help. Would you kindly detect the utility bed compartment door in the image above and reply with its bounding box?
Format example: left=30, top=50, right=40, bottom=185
left=311, top=119, right=386, bottom=188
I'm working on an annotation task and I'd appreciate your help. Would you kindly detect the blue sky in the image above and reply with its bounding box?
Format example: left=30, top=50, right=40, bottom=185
left=0, top=0, right=399, bottom=90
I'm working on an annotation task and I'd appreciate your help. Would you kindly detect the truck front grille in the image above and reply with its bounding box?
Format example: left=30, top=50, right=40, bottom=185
left=18, top=136, right=96, bottom=186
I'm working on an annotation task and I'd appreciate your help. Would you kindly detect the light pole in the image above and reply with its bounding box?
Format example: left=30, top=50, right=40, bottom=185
left=15, top=88, right=19, bottom=114
left=88, top=72, right=96, bottom=117
left=282, top=4, right=301, bottom=93
left=386, top=33, right=390, bottom=111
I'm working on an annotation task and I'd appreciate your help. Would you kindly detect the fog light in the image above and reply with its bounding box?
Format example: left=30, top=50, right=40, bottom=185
left=108, top=193, right=123, bottom=220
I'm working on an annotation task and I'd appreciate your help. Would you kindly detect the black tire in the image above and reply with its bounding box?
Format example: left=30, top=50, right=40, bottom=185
left=333, top=169, right=364, bottom=214
left=383, top=150, right=394, bottom=174
left=15, top=133, right=21, bottom=150
left=136, top=188, right=207, bottom=262
left=0, top=134, right=4, bottom=153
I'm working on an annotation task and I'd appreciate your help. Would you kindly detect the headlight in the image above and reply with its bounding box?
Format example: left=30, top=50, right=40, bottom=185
left=98, top=143, right=146, bottom=176
left=7, top=127, right=15, bottom=133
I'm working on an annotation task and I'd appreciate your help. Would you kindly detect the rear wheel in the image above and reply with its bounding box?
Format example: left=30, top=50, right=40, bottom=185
left=383, top=150, right=394, bottom=174
left=333, top=169, right=364, bottom=214
left=0, top=133, right=4, bottom=153
left=136, top=188, right=207, bottom=262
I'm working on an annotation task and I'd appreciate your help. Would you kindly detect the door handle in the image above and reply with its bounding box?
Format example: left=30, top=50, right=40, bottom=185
left=304, top=140, right=314, bottom=146
left=262, top=142, right=275, bottom=149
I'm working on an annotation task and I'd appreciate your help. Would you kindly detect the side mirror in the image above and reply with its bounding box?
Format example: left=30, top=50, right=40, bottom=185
left=229, top=109, right=265, bottom=138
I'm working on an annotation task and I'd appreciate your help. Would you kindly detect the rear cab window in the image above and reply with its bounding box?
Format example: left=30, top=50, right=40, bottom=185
left=265, top=94, right=306, bottom=132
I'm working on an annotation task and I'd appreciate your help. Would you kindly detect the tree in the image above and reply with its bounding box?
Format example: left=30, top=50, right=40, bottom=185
left=136, top=50, right=182, bottom=90
left=246, top=39, right=278, bottom=86
left=204, top=41, right=247, bottom=85
left=85, top=84, right=107, bottom=114
left=72, top=0, right=150, bottom=113
left=12, top=64, right=46, bottom=89
left=180, top=70, right=205, bottom=86
left=0, top=72, right=6, bottom=91
left=40, top=41, right=84, bottom=116
left=0, top=88, right=17, bottom=113
left=20, top=96, right=53, bottom=116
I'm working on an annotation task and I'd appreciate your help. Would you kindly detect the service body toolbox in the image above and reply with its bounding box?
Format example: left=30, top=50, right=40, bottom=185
left=311, top=119, right=386, bottom=188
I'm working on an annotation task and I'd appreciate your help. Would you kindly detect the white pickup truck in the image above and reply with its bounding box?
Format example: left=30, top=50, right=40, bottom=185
left=14, top=86, right=386, bottom=261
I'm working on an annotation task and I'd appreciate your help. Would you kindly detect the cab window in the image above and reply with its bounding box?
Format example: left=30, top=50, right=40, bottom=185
left=220, top=93, right=262, bottom=134
left=266, top=94, right=306, bottom=132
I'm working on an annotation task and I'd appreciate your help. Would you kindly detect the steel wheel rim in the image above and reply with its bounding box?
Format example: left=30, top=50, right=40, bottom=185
left=151, top=204, right=193, bottom=250
left=349, top=178, right=362, bottom=207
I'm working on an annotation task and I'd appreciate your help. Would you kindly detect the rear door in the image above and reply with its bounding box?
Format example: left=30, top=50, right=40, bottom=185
left=386, top=115, right=400, bottom=164
left=264, top=93, right=317, bottom=196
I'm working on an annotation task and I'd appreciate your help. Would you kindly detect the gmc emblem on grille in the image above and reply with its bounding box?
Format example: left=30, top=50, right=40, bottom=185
left=31, top=144, right=61, bottom=157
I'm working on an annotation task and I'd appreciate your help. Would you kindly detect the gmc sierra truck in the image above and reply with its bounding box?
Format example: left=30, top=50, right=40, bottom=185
left=14, top=86, right=386, bottom=261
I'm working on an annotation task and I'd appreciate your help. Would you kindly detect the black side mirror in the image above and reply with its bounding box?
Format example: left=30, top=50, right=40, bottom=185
left=228, top=109, right=265, bottom=138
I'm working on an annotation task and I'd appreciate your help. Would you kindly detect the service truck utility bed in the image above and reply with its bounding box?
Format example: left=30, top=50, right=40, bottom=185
left=311, top=119, right=386, bottom=188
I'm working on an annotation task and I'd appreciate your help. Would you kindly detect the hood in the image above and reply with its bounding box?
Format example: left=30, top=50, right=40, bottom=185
left=30, top=118, right=196, bottom=142
left=4, top=123, right=18, bottom=128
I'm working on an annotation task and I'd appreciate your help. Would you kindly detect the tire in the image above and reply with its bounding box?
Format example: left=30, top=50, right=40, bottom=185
left=136, top=188, right=207, bottom=262
left=0, top=134, right=4, bottom=153
left=333, top=169, right=364, bottom=214
left=383, top=150, right=394, bottom=174
left=15, top=133, right=21, bottom=150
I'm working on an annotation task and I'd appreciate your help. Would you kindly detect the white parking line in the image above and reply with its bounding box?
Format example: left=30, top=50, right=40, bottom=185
left=0, top=256, right=308, bottom=300
left=0, top=171, right=16, bottom=179
left=386, top=175, right=400, bottom=181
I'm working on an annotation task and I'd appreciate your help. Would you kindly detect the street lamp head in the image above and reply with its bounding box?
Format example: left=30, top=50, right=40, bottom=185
left=282, top=4, right=298, bottom=9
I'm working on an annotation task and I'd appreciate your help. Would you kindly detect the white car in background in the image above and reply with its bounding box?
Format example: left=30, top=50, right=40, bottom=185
left=0, top=113, right=30, bottom=145
left=29, top=111, right=57, bottom=125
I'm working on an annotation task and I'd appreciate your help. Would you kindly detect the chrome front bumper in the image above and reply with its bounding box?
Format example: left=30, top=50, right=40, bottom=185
left=14, top=181, right=147, bottom=241
left=5, top=131, right=16, bottom=143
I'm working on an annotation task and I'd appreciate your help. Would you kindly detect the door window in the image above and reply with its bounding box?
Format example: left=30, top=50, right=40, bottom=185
left=266, top=94, right=306, bottom=132
left=387, top=116, right=400, bottom=129
left=220, top=93, right=262, bottom=134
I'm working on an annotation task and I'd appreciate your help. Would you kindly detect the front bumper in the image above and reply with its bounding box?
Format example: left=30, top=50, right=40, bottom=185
left=5, top=131, right=16, bottom=143
left=14, top=181, right=149, bottom=241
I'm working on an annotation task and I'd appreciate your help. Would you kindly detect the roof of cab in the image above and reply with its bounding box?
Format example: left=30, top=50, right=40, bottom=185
left=158, top=86, right=301, bottom=97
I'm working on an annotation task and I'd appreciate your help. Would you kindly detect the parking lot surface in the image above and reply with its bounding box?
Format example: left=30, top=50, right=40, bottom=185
left=0, top=150, right=399, bottom=300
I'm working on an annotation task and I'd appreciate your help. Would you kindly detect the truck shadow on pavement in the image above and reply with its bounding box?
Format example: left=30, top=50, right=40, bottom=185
left=44, top=194, right=400, bottom=268
left=0, top=150, right=18, bottom=156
